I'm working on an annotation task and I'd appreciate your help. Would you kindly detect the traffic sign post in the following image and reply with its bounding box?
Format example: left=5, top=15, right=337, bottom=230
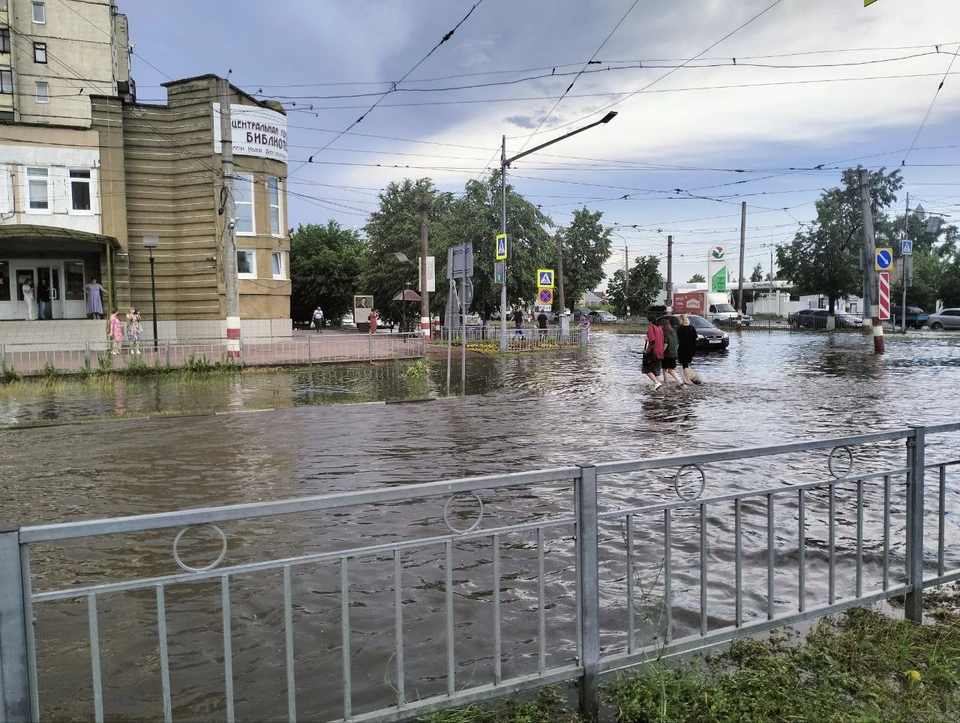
left=878, top=272, right=891, bottom=320
left=901, top=239, right=913, bottom=256
left=875, top=247, right=893, bottom=271
left=537, top=287, right=554, bottom=306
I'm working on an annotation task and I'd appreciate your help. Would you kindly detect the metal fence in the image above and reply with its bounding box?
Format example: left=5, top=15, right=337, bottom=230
left=1, top=421, right=959, bottom=722
left=441, top=326, right=587, bottom=349
left=0, top=334, right=426, bottom=378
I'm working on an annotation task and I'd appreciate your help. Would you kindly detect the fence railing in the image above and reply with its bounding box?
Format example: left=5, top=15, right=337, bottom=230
left=441, top=325, right=587, bottom=349
left=0, top=334, right=426, bottom=378
left=1, top=421, right=958, bottom=722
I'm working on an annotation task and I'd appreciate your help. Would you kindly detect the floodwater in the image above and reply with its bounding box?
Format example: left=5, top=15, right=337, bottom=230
left=2, top=329, right=960, bottom=721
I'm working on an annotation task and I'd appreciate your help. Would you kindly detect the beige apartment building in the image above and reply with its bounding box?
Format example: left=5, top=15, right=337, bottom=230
left=0, top=0, right=290, bottom=336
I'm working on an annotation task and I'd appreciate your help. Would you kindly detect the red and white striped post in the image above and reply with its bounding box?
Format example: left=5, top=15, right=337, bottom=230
left=878, top=272, right=891, bottom=322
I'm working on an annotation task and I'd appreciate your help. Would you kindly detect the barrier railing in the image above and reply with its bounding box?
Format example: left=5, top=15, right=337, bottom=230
left=0, top=334, right=426, bottom=377
left=1, top=421, right=958, bottom=722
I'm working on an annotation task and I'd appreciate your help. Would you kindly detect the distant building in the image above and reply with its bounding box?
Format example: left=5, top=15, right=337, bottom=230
left=0, top=1, right=290, bottom=336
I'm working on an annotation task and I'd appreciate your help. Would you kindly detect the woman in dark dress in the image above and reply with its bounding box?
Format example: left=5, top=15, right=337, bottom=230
left=676, top=314, right=701, bottom=384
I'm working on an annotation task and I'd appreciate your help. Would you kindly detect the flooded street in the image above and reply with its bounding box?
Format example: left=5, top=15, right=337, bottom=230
left=2, top=329, right=960, bottom=721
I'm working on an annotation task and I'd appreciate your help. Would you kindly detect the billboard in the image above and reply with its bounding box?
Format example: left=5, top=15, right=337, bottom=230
left=213, top=104, right=288, bottom=162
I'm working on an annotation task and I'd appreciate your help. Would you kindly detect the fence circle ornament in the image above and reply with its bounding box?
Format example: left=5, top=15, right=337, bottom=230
left=173, top=525, right=228, bottom=573
left=828, top=446, right=854, bottom=479
left=443, top=492, right=485, bottom=535
left=673, top=465, right=706, bottom=501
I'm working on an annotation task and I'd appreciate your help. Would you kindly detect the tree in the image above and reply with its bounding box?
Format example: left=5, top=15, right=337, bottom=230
left=606, top=255, right=663, bottom=317
left=777, top=167, right=902, bottom=319
left=750, top=263, right=764, bottom=282
left=441, top=172, right=554, bottom=320
left=688, top=273, right=706, bottom=283
left=290, top=222, right=365, bottom=324
left=362, top=178, right=454, bottom=327
left=891, top=250, right=944, bottom=313
left=556, top=208, right=613, bottom=312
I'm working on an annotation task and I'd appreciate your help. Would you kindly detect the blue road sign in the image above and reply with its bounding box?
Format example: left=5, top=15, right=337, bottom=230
left=495, top=233, right=507, bottom=261
left=901, top=239, right=913, bottom=256
left=875, top=248, right=893, bottom=271
left=537, top=269, right=554, bottom=287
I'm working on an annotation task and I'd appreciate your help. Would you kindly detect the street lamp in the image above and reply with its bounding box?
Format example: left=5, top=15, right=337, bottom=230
left=393, top=252, right=412, bottom=332
left=499, top=111, right=618, bottom=352
left=143, top=235, right=159, bottom=350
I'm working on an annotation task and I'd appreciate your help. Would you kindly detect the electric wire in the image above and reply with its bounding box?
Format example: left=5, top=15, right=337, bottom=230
left=902, top=43, right=960, bottom=166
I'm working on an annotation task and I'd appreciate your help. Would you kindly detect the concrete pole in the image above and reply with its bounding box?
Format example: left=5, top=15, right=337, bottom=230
left=420, top=193, right=430, bottom=338
left=556, top=232, right=569, bottom=335
left=737, top=201, right=746, bottom=317
left=665, top=235, right=674, bottom=313
left=219, top=78, right=240, bottom=358
left=624, top=245, right=630, bottom=317
left=859, top=168, right=884, bottom=354
left=901, top=192, right=909, bottom=334
left=500, top=135, right=508, bottom=353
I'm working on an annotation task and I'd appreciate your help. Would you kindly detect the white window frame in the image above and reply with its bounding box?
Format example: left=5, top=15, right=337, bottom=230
left=32, top=1, right=45, bottom=24
left=237, top=249, right=256, bottom=279
left=268, top=176, right=282, bottom=237
left=271, top=251, right=285, bottom=280
left=0, top=28, right=10, bottom=55
left=0, top=70, right=12, bottom=95
left=33, top=42, right=47, bottom=64
left=26, top=167, right=49, bottom=211
left=234, top=172, right=254, bottom=235
left=35, top=81, right=49, bottom=103
left=69, top=169, right=92, bottom=213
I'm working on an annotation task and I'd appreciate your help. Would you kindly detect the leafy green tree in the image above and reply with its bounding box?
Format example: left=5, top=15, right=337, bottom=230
left=940, top=256, right=960, bottom=307
left=891, top=250, right=944, bottom=313
left=556, top=208, right=613, bottom=312
left=777, top=167, right=902, bottom=316
left=606, top=255, right=663, bottom=317
left=362, top=178, right=454, bottom=327
left=688, top=273, right=706, bottom=283
left=441, top=172, right=553, bottom=320
left=290, top=222, right=365, bottom=325
left=750, top=263, right=764, bottom=282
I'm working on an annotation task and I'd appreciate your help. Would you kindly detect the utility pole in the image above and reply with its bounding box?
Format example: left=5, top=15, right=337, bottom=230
left=737, top=201, right=747, bottom=318
left=555, top=232, right=566, bottom=326
left=665, top=235, right=673, bottom=313
left=859, top=168, right=884, bottom=354
left=624, top=245, right=630, bottom=318
left=901, top=192, right=909, bottom=334
left=500, top=135, right=508, bottom=353
left=420, top=193, right=430, bottom=338
left=219, top=77, right=240, bottom=359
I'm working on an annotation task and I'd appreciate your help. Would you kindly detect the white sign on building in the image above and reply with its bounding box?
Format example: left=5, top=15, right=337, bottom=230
left=213, top=104, right=288, bottom=162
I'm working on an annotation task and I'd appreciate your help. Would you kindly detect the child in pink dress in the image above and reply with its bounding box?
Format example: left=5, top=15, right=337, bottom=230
left=108, top=310, right=124, bottom=355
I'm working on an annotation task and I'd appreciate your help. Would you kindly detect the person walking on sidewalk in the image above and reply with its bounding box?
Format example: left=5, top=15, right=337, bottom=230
left=313, top=306, right=324, bottom=332
left=21, top=278, right=36, bottom=321
left=126, top=308, right=143, bottom=354
left=108, top=310, right=124, bottom=355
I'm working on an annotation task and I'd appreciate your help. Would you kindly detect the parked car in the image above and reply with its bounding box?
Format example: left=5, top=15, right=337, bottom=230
left=587, top=310, right=618, bottom=324
left=891, top=305, right=929, bottom=329
left=927, top=308, right=960, bottom=330
left=660, top=314, right=729, bottom=351
left=789, top=309, right=861, bottom=329
left=788, top=309, right=817, bottom=328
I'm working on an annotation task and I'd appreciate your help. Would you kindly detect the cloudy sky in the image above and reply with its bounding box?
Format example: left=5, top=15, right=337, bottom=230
left=125, top=0, right=960, bottom=285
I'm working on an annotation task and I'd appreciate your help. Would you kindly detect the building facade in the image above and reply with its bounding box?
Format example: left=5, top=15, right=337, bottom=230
left=0, top=1, right=290, bottom=336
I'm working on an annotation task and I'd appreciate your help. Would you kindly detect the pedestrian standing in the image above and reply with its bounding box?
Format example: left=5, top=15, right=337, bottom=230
left=368, top=308, right=378, bottom=334
left=660, top=317, right=686, bottom=387
left=21, top=278, right=36, bottom=321
left=642, top=313, right=665, bottom=390
left=677, top=314, right=701, bottom=384
left=37, top=278, right=50, bottom=320
left=84, top=277, right=105, bottom=319
left=313, top=306, right=324, bottom=333
left=537, top=311, right=548, bottom=341
left=108, top=310, right=124, bottom=355
left=126, top=308, right=143, bottom=354
left=512, top=307, right=524, bottom=338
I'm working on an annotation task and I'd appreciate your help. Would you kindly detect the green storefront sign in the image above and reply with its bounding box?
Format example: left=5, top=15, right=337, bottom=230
left=711, top=266, right=727, bottom=292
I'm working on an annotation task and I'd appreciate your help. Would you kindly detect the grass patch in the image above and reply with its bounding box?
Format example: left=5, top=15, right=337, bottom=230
left=424, top=601, right=960, bottom=722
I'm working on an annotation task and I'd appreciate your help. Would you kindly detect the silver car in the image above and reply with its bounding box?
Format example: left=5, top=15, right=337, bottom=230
left=927, top=308, right=960, bottom=330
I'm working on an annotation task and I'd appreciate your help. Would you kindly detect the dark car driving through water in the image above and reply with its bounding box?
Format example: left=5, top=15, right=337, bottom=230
left=660, top=314, right=729, bottom=351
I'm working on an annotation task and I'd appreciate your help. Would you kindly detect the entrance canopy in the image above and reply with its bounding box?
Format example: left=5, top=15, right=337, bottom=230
left=0, top=225, right=121, bottom=253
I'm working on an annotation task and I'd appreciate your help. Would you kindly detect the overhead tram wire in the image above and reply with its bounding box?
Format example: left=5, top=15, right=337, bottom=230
left=514, top=0, right=787, bottom=141
left=290, top=0, right=486, bottom=179
left=512, top=0, right=640, bottom=156
left=902, top=43, right=960, bottom=166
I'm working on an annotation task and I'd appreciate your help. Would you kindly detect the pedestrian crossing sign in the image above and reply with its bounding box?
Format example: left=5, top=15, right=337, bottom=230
left=496, top=233, right=508, bottom=261
left=537, top=269, right=554, bottom=287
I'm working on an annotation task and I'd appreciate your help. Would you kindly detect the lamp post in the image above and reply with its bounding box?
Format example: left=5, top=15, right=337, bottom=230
left=394, top=252, right=412, bottom=333
left=499, top=111, right=618, bottom=352
left=144, top=235, right=159, bottom=351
